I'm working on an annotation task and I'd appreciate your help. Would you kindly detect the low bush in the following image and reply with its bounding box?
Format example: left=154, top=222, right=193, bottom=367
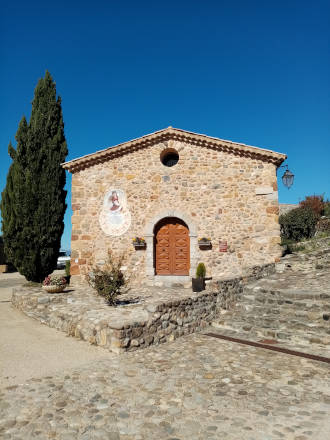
left=279, top=207, right=318, bottom=242
left=316, top=217, right=330, bottom=234
left=299, top=195, right=325, bottom=217
left=323, top=202, right=330, bottom=218
left=86, top=251, right=127, bottom=305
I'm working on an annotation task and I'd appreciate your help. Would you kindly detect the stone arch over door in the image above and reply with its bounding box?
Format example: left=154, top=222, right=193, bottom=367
left=144, top=210, right=198, bottom=277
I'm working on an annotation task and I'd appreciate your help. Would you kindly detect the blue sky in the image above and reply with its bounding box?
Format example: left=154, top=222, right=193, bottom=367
left=1, top=0, right=329, bottom=250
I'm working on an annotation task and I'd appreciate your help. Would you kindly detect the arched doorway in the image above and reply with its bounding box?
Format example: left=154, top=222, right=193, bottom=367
left=154, top=217, right=190, bottom=275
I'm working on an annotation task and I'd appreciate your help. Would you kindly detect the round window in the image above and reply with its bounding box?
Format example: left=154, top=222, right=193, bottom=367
left=160, top=149, right=179, bottom=167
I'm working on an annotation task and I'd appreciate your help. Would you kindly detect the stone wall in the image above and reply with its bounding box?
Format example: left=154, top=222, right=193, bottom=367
left=279, top=203, right=299, bottom=216
left=69, top=138, right=281, bottom=285
left=108, top=278, right=244, bottom=353
left=12, top=278, right=244, bottom=354
left=303, top=236, right=330, bottom=251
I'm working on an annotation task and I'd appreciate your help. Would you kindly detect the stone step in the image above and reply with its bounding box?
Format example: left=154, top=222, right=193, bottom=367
left=211, top=320, right=330, bottom=346
left=215, top=311, right=330, bottom=331
left=204, top=327, right=330, bottom=358
left=236, top=304, right=330, bottom=321
left=243, top=287, right=330, bottom=301
left=213, top=309, right=330, bottom=337
left=241, top=296, right=330, bottom=306
left=233, top=306, right=330, bottom=321
left=211, top=245, right=330, bottom=350
left=241, top=294, right=330, bottom=308
left=214, top=317, right=330, bottom=335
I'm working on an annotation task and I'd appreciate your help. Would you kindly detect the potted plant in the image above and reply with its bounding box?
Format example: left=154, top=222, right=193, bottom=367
left=132, top=237, right=146, bottom=249
left=42, top=275, right=67, bottom=293
left=192, top=262, right=206, bottom=292
left=198, top=237, right=211, bottom=248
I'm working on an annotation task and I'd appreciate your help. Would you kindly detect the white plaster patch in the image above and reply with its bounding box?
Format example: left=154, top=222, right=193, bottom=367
left=255, top=186, right=273, bottom=195
left=99, top=188, right=131, bottom=236
left=266, top=191, right=278, bottom=201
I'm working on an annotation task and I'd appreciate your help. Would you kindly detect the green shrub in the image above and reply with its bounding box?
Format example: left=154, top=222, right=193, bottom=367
left=316, top=217, right=330, bottom=234
left=86, top=251, right=127, bottom=305
left=65, top=260, right=71, bottom=277
left=324, top=202, right=330, bottom=218
left=279, top=207, right=318, bottom=242
left=196, top=262, right=206, bottom=278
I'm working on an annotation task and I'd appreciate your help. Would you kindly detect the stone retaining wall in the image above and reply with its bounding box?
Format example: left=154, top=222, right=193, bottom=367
left=12, top=278, right=244, bottom=354
left=108, top=278, right=244, bottom=353
left=12, top=261, right=275, bottom=354
left=298, top=236, right=330, bottom=252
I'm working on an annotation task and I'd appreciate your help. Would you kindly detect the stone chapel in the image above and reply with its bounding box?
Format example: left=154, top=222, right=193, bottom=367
left=62, top=127, right=286, bottom=286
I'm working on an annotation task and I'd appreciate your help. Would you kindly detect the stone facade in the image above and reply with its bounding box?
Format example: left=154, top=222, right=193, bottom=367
left=63, top=127, right=286, bottom=285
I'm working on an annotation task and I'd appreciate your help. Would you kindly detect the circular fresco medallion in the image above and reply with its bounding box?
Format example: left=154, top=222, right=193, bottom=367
left=99, top=189, right=131, bottom=236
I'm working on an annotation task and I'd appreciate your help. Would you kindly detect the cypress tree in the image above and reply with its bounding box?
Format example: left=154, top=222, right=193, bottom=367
left=0, top=71, right=68, bottom=281
left=1, top=144, right=16, bottom=266
left=1, top=118, right=28, bottom=267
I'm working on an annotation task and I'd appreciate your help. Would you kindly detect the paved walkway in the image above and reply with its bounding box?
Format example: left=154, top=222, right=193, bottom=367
left=0, top=272, right=108, bottom=387
left=1, top=253, right=330, bottom=439
left=1, top=332, right=330, bottom=439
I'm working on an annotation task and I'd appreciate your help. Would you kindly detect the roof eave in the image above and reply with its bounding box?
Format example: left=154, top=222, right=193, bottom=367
left=62, top=127, right=287, bottom=172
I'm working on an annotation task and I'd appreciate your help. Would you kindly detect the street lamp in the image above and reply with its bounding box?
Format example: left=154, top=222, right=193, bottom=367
left=279, top=164, right=294, bottom=189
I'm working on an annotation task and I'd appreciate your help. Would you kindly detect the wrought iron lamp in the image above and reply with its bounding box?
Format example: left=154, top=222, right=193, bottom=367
left=279, top=164, right=294, bottom=189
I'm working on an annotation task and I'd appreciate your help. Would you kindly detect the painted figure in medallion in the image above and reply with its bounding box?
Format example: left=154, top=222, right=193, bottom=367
left=109, top=191, right=121, bottom=212
left=99, top=188, right=131, bottom=236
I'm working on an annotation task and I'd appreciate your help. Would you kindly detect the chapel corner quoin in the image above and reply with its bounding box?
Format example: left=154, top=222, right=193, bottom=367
left=62, top=127, right=287, bottom=286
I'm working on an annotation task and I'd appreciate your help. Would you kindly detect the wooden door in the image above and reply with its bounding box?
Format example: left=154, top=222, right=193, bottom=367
left=155, top=218, right=190, bottom=275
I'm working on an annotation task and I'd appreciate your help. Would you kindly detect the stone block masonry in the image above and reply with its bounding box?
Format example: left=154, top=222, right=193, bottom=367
left=11, top=263, right=274, bottom=354
left=12, top=279, right=242, bottom=354
left=63, top=128, right=286, bottom=285
left=69, top=140, right=281, bottom=283
left=211, top=247, right=330, bottom=350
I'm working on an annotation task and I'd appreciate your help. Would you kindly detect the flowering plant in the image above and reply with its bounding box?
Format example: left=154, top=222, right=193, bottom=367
left=198, top=237, right=211, bottom=242
left=86, top=251, right=127, bottom=305
left=43, top=275, right=67, bottom=287
left=132, top=237, right=145, bottom=244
